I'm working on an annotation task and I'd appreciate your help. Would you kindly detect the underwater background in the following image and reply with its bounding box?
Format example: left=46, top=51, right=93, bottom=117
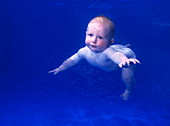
left=0, top=0, right=169, bottom=125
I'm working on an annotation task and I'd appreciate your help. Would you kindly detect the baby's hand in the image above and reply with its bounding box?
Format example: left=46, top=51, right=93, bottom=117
left=119, top=58, right=140, bottom=68
left=48, top=68, right=60, bottom=75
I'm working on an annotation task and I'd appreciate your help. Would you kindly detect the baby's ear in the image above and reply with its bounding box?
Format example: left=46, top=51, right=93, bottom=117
left=110, top=39, right=114, bottom=44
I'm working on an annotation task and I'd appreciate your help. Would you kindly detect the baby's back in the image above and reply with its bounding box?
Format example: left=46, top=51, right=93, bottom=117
left=110, top=44, right=136, bottom=59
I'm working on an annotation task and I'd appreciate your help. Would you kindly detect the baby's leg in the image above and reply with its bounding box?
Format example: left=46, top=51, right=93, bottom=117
left=120, top=66, right=135, bottom=100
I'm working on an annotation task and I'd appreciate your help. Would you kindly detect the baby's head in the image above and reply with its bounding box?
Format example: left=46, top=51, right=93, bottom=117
left=85, top=16, right=115, bottom=52
left=88, top=15, right=115, bottom=40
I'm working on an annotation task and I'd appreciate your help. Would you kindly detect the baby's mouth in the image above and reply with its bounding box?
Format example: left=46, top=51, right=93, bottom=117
left=90, top=44, right=97, bottom=48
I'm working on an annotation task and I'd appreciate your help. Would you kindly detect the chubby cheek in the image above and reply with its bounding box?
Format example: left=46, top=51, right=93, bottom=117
left=96, top=41, right=104, bottom=46
left=85, top=37, right=90, bottom=45
left=97, top=40, right=107, bottom=47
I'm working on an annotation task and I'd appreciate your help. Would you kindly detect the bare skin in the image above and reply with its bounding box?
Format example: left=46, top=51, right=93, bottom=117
left=49, top=46, right=139, bottom=100
left=49, top=17, right=140, bottom=100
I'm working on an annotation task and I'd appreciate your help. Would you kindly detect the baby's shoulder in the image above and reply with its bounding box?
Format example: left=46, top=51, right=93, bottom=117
left=78, top=46, right=88, bottom=52
left=101, top=47, right=118, bottom=58
left=77, top=46, right=90, bottom=55
left=103, top=47, right=117, bottom=54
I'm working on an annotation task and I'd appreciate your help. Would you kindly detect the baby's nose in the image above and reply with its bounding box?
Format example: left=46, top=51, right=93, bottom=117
left=91, top=36, right=97, bottom=43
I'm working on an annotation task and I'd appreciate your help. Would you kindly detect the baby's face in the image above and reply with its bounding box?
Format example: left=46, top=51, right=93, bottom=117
left=85, top=22, right=112, bottom=52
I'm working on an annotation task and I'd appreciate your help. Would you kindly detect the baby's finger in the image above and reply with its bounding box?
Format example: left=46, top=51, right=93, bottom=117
left=131, top=59, right=141, bottom=65
left=135, top=59, right=141, bottom=64
left=126, top=60, right=130, bottom=66
left=132, top=59, right=140, bottom=64
left=54, top=71, right=58, bottom=75
left=48, top=70, right=53, bottom=74
left=119, top=63, right=122, bottom=68
left=129, top=59, right=137, bottom=64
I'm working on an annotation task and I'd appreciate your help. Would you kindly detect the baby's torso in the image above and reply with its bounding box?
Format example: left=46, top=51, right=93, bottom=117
left=82, top=47, right=118, bottom=71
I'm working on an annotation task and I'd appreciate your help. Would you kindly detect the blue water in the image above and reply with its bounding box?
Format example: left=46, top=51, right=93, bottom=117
left=0, top=0, right=169, bottom=125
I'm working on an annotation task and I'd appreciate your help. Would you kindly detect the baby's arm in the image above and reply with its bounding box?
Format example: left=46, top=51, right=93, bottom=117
left=110, top=51, right=140, bottom=68
left=49, top=49, right=84, bottom=74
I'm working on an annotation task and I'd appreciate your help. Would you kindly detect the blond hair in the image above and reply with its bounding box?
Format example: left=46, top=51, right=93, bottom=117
left=89, top=15, right=115, bottom=39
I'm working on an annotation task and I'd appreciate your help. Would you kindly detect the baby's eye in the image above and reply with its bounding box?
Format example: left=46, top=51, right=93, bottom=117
left=87, top=33, right=93, bottom=37
left=98, top=36, right=103, bottom=39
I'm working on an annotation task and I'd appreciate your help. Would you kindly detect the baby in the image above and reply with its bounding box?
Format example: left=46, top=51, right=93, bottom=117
left=49, top=16, right=140, bottom=100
